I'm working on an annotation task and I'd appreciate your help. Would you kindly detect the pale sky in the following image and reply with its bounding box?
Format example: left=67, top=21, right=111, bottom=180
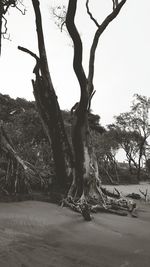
left=0, top=0, right=150, bottom=128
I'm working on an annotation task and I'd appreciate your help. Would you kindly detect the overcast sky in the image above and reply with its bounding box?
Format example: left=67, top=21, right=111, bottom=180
left=0, top=0, right=150, bottom=127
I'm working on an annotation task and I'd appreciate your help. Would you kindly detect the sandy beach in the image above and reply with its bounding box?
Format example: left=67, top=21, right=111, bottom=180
left=0, top=191, right=150, bottom=267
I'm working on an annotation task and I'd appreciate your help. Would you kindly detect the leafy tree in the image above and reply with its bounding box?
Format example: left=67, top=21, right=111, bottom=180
left=0, top=93, right=109, bottom=194
left=131, top=94, right=150, bottom=179
left=109, top=94, right=150, bottom=180
left=0, top=93, right=53, bottom=194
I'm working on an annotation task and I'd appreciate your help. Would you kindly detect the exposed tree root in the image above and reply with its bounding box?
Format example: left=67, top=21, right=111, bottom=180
left=62, top=186, right=137, bottom=221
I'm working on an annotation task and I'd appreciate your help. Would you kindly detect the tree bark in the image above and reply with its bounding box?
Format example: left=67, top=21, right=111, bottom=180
left=31, top=0, right=74, bottom=192
left=65, top=0, right=127, bottom=207
left=66, top=0, right=105, bottom=204
left=137, top=137, right=146, bottom=181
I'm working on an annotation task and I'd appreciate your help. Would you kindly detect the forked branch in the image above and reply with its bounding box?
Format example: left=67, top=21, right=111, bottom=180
left=87, top=0, right=127, bottom=95
left=85, top=0, right=100, bottom=28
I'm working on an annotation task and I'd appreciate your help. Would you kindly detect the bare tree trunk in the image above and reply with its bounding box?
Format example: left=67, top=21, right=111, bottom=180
left=126, top=151, right=138, bottom=173
left=128, top=158, right=133, bottom=174
left=106, top=153, right=120, bottom=183
left=137, top=137, right=146, bottom=181
left=137, top=153, right=142, bottom=181
left=65, top=1, right=128, bottom=216
left=66, top=0, right=105, bottom=205
left=30, top=0, right=74, bottom=192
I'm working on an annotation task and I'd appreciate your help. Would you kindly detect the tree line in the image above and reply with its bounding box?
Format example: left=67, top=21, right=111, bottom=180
left=0, top=92, right=149, bottom=193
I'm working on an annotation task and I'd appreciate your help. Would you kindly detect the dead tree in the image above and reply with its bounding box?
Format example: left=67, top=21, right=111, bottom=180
left=18, top=0, right=74, bottom=193
left=19, top=0, right=136, bottom=219
left=65, top=0, right=127, bottom=205
left=62, top=0, right=136, bottom=219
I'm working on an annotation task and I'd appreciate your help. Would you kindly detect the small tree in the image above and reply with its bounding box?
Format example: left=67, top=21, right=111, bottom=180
left=19, top=0, right=74, bottom=192
left=110, top=94, right=150, bottom=180
left=131, top=94, right=150, bottom=179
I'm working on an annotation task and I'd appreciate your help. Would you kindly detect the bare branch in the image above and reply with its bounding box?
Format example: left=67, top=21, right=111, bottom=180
left=2, top=15, right=7, bottom=34
left=0, top=0, right=26, bottom=55
left=87, top=0, right=126, bottom=95
left=51, top=5, right=67, bottom=32
left=15, top=5, right=26, bottom=15
left=112, top=0, right=119, bottom=11
left=18, top=45, right=40, bottom=75
left=18, top=45, right=40, bottom=76
left=66, top=0, right=87, bottom=109
left=18, top=45, right=39, bottom=61
left=86, top=0, right=100, bottom=28
left=87, top=90, right=96, bottom=111
left=3, top=0, right=26, bottom=15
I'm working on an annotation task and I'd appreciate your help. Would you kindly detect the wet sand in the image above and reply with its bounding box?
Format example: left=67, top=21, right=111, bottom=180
left=0, top=197, right=150, bottom=267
